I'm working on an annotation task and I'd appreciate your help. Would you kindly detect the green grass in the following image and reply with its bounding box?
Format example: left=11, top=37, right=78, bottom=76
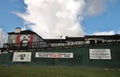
left=0, top=65, right=120, bottom=77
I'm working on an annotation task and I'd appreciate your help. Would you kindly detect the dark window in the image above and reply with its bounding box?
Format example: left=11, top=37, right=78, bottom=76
left=90, top=40, right=95, bottom=45
left=97, top=40, right=102, bottom=44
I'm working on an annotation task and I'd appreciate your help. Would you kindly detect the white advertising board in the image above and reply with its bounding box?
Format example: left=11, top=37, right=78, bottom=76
left=89, top=49, right=111, bottom=59
left=13, top=52, right=31, bottom=62
left=36, top=52, right=73, bottom=58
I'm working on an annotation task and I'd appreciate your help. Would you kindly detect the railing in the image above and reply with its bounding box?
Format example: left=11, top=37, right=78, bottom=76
left=2, top=42, right=48, bottom=50
left=0, top=41, right=120, bottom=52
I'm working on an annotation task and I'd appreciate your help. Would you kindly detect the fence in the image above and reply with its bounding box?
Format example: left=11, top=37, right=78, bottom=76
left=0, top=44, right=120, bottom=68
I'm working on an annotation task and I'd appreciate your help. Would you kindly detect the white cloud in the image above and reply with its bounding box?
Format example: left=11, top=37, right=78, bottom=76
left=93, top=31, right=115, bottom=35
left=0, top=28, right=6, bottom=47
left=84, top=0, right=116, bottom=16
left=13, top=0, right=113, bottom=38
left=83, top=0, right=107, bottom=16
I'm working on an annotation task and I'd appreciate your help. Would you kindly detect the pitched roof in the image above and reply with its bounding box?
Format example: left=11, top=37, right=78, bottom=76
left=8, top=30, right=45, bottom=40
left=8, top=30, right=36, bottom=34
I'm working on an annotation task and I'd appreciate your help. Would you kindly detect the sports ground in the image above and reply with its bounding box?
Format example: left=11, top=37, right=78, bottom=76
left=0, top=65, right=120, bottom=77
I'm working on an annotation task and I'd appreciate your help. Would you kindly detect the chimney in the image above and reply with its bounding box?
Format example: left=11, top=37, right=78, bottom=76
left=15, top=27, right=21, bottom=33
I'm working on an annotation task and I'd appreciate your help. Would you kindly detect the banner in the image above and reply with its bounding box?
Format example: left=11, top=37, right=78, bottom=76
left=13, top=52, right=31, bottom=62
left=89, top=49, right=111, bottom=59
left=36, top=52, right=73, bottom=58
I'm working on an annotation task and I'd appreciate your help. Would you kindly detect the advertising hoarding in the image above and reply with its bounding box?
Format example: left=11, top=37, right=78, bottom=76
left=13, top=52, right=31, bottom=62
left=89, top=49, right=111, bottom=59
left=36, top=52, right=73, bottom=58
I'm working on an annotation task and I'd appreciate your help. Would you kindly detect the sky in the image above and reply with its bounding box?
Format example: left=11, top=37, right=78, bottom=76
left=0, top=0, right=120, bottom=47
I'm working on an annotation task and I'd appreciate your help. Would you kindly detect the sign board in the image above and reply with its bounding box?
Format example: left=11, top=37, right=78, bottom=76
left=89, top=49, right=111, bottom=59
left=36, top=52, right=73, bottom=58
left=13, top=52, right=31, bottom=62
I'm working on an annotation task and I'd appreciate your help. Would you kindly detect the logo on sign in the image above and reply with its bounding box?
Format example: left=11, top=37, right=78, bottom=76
left=18, top=54, right=26, bottom=60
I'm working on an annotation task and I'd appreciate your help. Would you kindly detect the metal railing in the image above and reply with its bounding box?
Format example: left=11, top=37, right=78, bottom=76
left=0, top=41, right=119, bottom=51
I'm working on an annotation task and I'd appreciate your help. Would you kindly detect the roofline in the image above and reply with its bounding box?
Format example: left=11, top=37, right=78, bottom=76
left=8, top=30, right=46, bottom=42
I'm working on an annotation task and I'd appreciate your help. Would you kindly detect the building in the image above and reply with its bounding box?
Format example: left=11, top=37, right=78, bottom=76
left=2, top=27, right=120, bottom=50
left=6, top=27, right=47, bottom=50
left=85, top=35, right=120, bottom=45
left=45, top=35, right=120, bottom=48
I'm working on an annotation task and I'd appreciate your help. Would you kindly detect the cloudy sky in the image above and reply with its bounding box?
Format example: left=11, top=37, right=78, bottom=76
left=0, top=0, right=120, bottom=47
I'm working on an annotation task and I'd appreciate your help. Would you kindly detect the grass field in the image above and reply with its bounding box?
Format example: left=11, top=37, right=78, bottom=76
left=0, top=65, right=120, bottom=77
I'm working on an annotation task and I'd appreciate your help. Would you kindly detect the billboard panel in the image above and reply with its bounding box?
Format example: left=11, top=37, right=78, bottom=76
left=13, top=52, right=31, bottom=62
left=36, top=52, right=73, bottom=58
left=89, top=49, right=111, bottom=59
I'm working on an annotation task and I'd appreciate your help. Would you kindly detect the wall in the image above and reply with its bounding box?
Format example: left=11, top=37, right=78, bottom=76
left=0, top=44, right=120, bottom=68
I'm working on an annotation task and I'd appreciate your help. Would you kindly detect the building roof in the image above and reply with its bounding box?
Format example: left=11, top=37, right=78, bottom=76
left=65, top=36, right=85, bottom=41
left=8, top=30, right=45, bottom=41
left=45, top=39, right=66, bottom=43
left=8, top=30, right=36, bottom=34
left=85, top=34, right=120, bottom=39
